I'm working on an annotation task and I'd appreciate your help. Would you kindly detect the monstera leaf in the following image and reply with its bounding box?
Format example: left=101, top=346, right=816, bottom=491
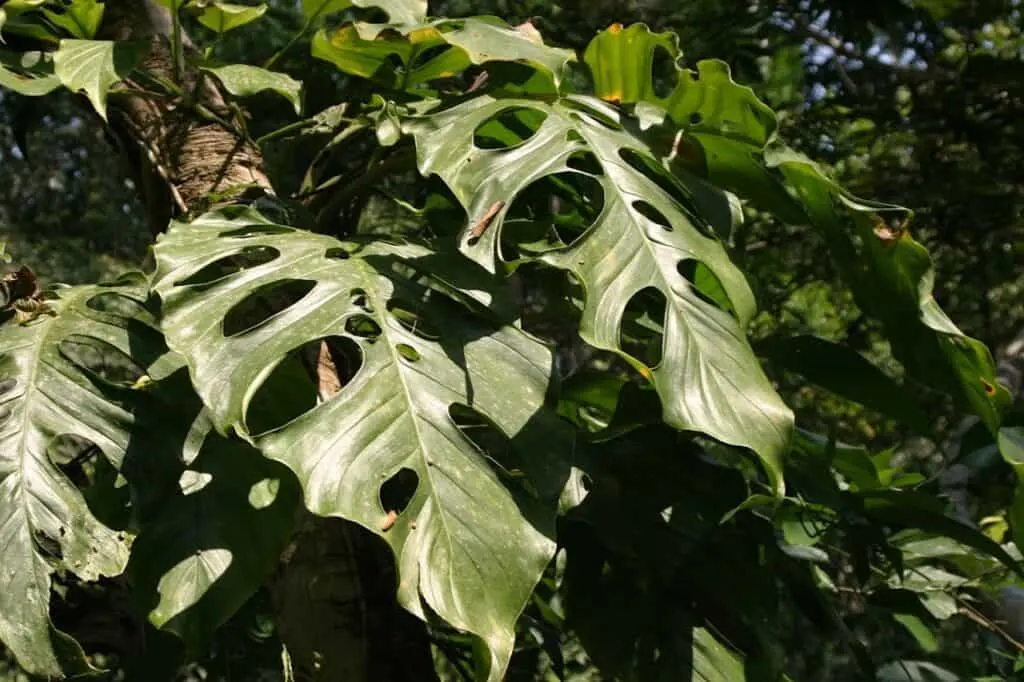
left=0, top=273, right=164, bottom=675
left=401, top=94, right=792, bottom=494
left=151, top=208, right=572, bottom=681
left=312, top=17, right=575, bottom=94
left=583, top=24, right=1008, bottom=431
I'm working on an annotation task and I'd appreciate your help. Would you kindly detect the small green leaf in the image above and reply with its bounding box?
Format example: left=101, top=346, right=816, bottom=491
left=42, top=0, right=104, bottom=39
left=999, top=427, right=1024, bottom=555
left=194, top=1, right=267, bottom=33
left=202, top=64, right=302, bottom=114
left=52, top=39, right=145, bottom=120
left=300, top=0, right=427, bottom=25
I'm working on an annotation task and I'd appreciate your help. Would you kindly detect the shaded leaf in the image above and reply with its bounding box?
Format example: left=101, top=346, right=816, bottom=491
left=758, top=334, right=930, bottom=432
left=0, top=276, right=163, bottom=675
left=128, top=401, right=300, bottom=649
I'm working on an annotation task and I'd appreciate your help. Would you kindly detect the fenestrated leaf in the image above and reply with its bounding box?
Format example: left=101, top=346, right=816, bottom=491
left=582, top=23, right=1008, bottom=433
left=151, top=208, right=573, bottom=681
left=202, top=64, right=302, bottom=114
left=401, top=94, right=792, bottom=494
left=584, top=23, right=776, bottom=148
left=194, top=1, right=267, bottom=33
left=311, top=17, right=575, bottom=93
left=52, top=39, right=145, bottom=120
left=301, top=0, right=426, bottom=26
left=0, top=275, right=164, bottom=676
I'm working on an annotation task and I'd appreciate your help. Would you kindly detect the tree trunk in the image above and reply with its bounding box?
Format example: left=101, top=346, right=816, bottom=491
left=96, top=2, right=436, bottom=679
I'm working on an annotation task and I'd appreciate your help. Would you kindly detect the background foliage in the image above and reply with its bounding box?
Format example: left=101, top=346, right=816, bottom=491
left=1, top=0, right=1023, bottom=680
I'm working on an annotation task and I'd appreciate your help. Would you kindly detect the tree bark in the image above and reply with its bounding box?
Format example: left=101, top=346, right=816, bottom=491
left=95, top=2, right=436, bottom=679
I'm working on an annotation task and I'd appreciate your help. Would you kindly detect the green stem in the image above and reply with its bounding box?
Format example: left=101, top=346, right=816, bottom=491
left=256, top=117, right=324, bottom=146
left=170, top=1, right=183, bottom=84
left=263, top=17, right=313, bottom=70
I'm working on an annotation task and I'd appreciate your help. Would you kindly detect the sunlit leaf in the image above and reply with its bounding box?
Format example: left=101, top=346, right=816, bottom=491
left=202, top=64, right=302, bottom=114
left=152, top=208, right=573, bottom=681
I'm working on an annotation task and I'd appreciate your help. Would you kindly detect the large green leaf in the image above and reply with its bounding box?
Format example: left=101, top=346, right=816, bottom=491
left=151, top=208, right=572, bottom=681
left=0, top=275, right=163, bottom=675
left=581, top=25, right=1008, bottom=431
left=401, top=94, right=792, bottom=494
left=301, top=0, right=426, bottom=26
left=52, top=39, right=145, bottom=120
left=311, top=17, right=575, bottom=94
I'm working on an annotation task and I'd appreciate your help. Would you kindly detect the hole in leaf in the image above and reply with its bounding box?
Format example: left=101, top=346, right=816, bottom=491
left=473, top=107, right=548, bottom=150
left=449, top=403, right=513, bottom=464
left=222, top=279, right=315, bottom=337
left=618, top=149, right=715, bottom=238
left=0, top=378, right=17, bottom=396
left=326, top=247, right=351, bottom=260
left=567, top=151, right=603, bottom=176
left=175, top=246, right=280, bottom=286
left=60, top=335, right=144, bottom=386
left=409, top=44, right=453, bottom=71
left=651, top=46, right=678, bottom=98
left=380, top=467, right=418, bottom=514
left=633, top=200, right=673, bottom=231
left=387, top=299, right=440, bottom=340
left=350, top=288, right=373, bottom=311
left=503, top=172, right=604, bottom=259
left=245, top=337, right=361, bottom=434
left=86, top=293, right=149, bottom=318
left=345, top=313, right=382, bottom=341
left=678, top=259, right=736, bottom=319
left=688, top=112, right=703, bottom=125
left=448, top=404, right=535, bottom=493
left=396, top=343, right=420, bottom=362
left=219, top=225, right=292, bottom=239
left=566, top=130, right=584, bottom=144
left=34, top=528, right=63, bottom=560
left=563, top=98, right=624, bottom=131
left=619, top=287, right=666, bottom=369
left=49, top=433, right=99, bottom=469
